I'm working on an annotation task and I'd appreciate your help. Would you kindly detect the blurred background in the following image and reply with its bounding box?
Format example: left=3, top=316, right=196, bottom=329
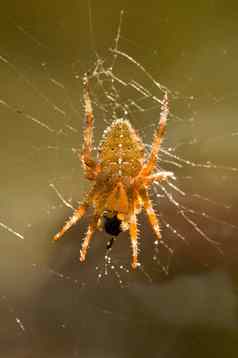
left=0, top=0, right=238, bottom=357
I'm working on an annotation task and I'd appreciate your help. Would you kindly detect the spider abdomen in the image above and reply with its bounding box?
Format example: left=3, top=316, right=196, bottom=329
left=98, top=119, right=145, bottom=178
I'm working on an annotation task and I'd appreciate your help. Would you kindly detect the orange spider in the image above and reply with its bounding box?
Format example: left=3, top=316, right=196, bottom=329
left=53, top=74, right=174, bottom=269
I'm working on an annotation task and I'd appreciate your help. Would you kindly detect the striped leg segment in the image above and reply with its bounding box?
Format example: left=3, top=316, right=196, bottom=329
left=81, top=74, right=99, bottom=179
left=145, top=171, right=175, bottom=185
left=80, top=215, right=99, bottom=262
left=140, top=189, right=162, bottom=242
left=129, top=212, right=139, bottom=269
left=140, top=92, right=169, bottom=177
left=53, top=204, right=88, bottom=241
left=82, top=73, right=94, bottom=160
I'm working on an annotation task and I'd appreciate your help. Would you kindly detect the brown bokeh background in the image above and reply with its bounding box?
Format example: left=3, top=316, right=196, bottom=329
left=0, top=1, right=238, bottom=357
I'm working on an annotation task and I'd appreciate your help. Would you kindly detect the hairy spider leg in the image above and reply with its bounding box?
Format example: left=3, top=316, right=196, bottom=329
left=53, top=187, right=97, bottom=241
left=80, top=214, right=99, bottom=262
left=129, top=210, right=139, bottom=269
left=144, top=171, right=175, bottom=185
left=128, top=191, right=142, bottom=269
left=140, top=188, right=162, bottom=242
left=53, top=203, right=88, bottom=241
left=140, top=92, right=169, bottom=177
left=81, top=73, right=99, bottom=180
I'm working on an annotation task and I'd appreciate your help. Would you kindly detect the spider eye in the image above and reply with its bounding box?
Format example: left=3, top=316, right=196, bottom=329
left=103, top=214, right=122, bottom=236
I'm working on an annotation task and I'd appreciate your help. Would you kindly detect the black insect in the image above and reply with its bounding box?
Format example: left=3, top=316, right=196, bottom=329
left=104, top=214, right=122, bottom=236
left=103, top=214, right=122, bottom=250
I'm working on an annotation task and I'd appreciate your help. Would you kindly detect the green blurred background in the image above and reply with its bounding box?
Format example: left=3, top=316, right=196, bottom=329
left=0, top=1, right=237, bottom=357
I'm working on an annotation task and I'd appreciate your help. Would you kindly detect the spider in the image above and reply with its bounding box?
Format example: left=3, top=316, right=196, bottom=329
left=53, top=74, right=174, bottom=269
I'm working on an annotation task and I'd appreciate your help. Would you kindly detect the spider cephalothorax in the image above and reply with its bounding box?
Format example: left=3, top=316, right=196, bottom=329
left=53, top=74, right=174, bottom=269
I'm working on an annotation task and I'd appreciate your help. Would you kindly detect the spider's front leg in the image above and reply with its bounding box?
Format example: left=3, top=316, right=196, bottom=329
left=81, top=73, right=100, bottom=180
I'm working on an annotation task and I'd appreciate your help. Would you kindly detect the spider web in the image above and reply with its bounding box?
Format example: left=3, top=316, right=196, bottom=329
left=77, top=14, right=238, bottom=280
left=0, top=4, right=238, bottom=283
left=0, top=2, right=238, bottom=356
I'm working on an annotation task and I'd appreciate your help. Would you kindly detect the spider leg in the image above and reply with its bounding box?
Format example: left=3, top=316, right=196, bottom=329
left=53, top=186, right=96, bottom=241
left=53, top=203, right=88, bottom=241
left=129, top=211, right=139, bottom=269
left=81, top=73, right=100, bottom=180
left=140, top=92, right=169, bottom=177
left=144, top=171, right=175, bottom=185
left=140, top=188, right=162, bottom=242
left=80, top=214, right=99, bottom=262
